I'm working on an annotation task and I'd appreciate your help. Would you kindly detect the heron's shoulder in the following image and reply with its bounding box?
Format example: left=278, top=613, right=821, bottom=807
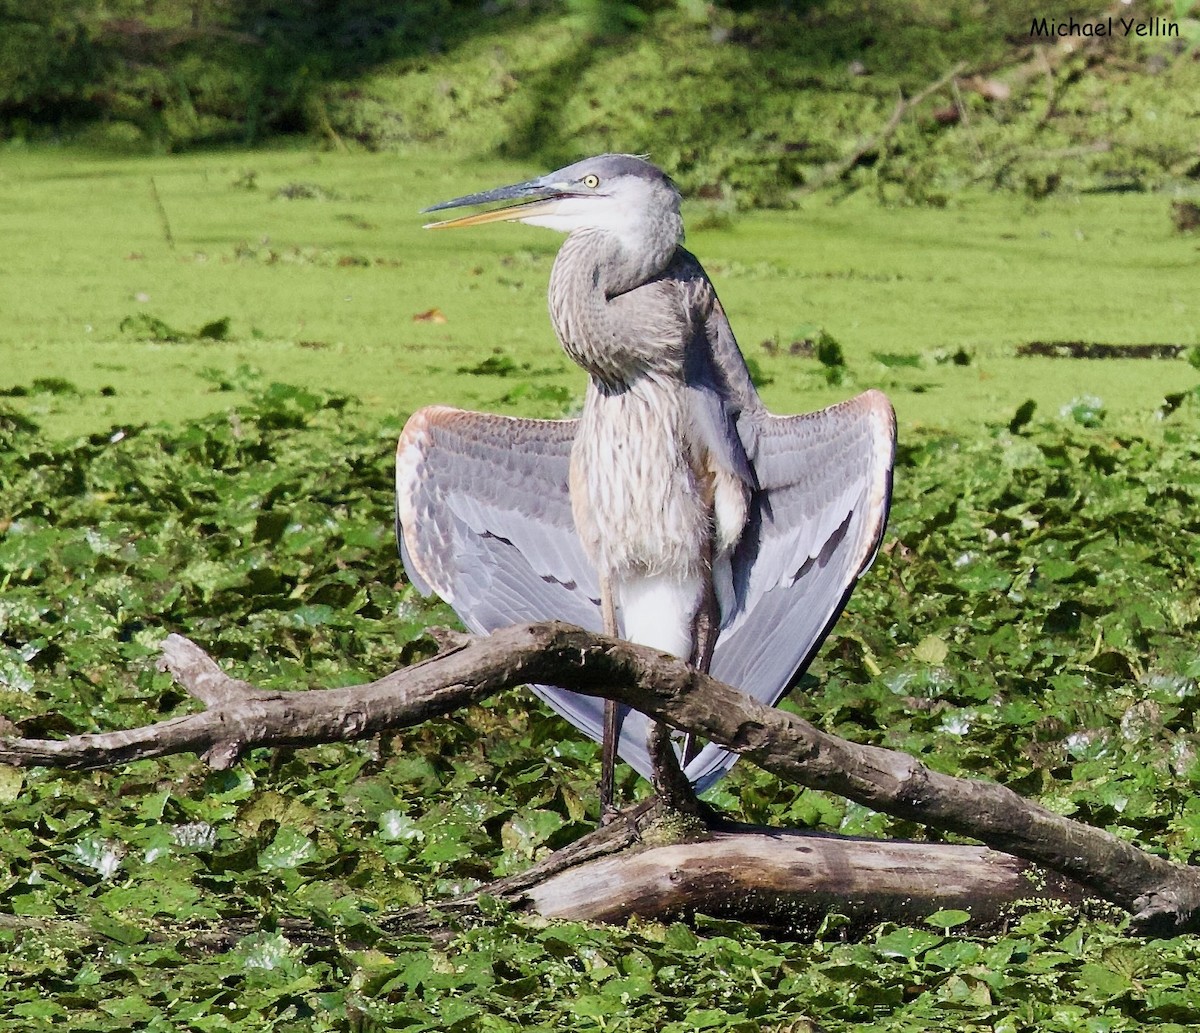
left=640, top=247, right=716, bottom=309
left=667, top=246, right=714, bottom=282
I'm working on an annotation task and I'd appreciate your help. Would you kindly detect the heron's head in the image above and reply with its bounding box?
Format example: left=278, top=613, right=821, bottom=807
left=423, top=155, right=683, bottom=262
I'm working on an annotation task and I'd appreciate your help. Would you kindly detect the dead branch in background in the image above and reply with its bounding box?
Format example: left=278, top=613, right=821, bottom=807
left=802, top=61, right=968, bottom=193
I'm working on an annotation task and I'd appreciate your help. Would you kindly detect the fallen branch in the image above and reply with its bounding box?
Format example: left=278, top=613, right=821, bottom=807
left=803, top=61, right=968, bottom=193
left=378, top=797, right=1086, bottom=935
left=972, top=140, right=1113, bottom=190
left=3, top=622, right=1198, bottom=934
left=522, top=826, right=1089, bottom=935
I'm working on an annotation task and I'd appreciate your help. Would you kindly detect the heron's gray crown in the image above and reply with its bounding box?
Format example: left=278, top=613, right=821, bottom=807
left=422, top=154, right=676, bottom=216
left=552, top=154, right=676, bottom=191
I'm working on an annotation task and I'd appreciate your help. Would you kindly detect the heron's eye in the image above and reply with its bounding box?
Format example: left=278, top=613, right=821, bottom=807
left=581, top=174, right=601, bottom=189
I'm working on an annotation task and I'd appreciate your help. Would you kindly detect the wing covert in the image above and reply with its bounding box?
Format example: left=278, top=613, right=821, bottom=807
left=396, top=406, right=600, bottom=616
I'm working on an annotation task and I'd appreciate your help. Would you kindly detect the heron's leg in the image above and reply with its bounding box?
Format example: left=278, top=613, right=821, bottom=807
left=693, top=577, right=719, bottom=672
left=680, top=588, right=719, bottom=767
left=599, top=579, right=621, bottom=825
left=600, top=706, right=620, bottom=824
left=647, top=567, right=708, bottom=816
left=682, top=554, right=719, bottom=766
left=649, top=723, right=699, bottom=815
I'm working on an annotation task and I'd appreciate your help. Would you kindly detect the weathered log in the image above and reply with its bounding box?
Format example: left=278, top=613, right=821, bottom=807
left=522, top=827, right=1088, bottom=935
left=378, top=797, right=1088, bottom=935
left=2, top=622, right=1198, bottom=934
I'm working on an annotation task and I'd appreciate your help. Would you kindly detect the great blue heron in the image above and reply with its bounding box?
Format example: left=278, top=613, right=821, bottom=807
left=396, top=154, right=895, bottom=817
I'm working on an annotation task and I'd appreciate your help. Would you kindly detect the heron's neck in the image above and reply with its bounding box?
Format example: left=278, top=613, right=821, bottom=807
left=586, top=216, right=680, bottom=297
left=548, top=226, right=686, bottom=390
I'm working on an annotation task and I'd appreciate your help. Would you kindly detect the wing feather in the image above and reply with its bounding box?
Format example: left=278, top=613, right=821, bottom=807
left=396, top=391, right=895, bottom=795
left=396, top=407, right=597, bottom=606
left=684, top=389, right=896, bottom=790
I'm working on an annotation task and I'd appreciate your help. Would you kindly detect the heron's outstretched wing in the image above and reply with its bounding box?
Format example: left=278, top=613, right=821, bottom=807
left=395, top=406, right=598, bottom=618
left=395, top=406, right=661, bottom=778
left=395, top=395, right=894, bottom=793
left=683, top=390, right=896, bottom=791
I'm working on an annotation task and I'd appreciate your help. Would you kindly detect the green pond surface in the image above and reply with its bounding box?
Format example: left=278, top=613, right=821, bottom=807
left=1, top=144, right=1196, bottom=438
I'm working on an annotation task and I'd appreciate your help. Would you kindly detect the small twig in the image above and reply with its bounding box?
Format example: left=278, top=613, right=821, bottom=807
left=148, top=176, right=175, bottom=251
left=309, top=93, right=348, bottom=152
left=426, top=626, right=473, bottom=652
left=0, top=909, right=337, bottom=953
left=159, top=634, right=275, bottom=707
left=950, top=75, right=971, bottom=130
left=950, top=75, right=986, bottom=165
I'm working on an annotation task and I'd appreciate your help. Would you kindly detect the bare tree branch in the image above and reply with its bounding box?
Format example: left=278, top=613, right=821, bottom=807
left=802, top=61, right=968, bottom=193
left=3, top=622, right=1198, bottom=934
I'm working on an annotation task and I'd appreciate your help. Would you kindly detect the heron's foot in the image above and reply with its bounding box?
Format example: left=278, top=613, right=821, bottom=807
left=648, top=721, right=702, bottom=819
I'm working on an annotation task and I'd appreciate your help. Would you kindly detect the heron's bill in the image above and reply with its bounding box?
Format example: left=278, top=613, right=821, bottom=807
left=423, top=196, right=562, bottom=230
